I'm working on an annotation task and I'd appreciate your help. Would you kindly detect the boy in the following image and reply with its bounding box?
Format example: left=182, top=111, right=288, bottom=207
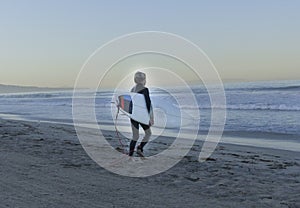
left=129, top=71, right=154, bottom=156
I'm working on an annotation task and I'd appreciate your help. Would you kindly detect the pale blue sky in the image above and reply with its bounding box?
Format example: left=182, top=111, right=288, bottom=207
left=0, top=0, right=299, bottom=87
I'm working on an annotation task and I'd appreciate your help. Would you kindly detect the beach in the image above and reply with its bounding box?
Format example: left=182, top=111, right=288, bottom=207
left=1, top=118, right=299, bottom=208
left=1, top=0, right=300, bottom=207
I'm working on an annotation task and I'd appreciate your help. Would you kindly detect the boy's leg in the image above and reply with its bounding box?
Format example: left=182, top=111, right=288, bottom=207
left=139, top=124, right=152, bottom=151
left=129, top=119, right=139, bottom=156
left=129, top=140, right=137, bottom=156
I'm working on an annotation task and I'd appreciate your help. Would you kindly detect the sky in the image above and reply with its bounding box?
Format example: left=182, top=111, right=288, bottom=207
left=0, top=0, right=300, bottom=88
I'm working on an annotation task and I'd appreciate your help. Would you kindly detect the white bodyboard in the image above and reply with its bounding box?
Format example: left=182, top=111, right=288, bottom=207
left=115, top=92, right=150, bottom=125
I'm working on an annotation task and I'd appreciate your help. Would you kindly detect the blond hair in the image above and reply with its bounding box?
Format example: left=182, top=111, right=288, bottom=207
left=134, top=71, right=146, bottom=84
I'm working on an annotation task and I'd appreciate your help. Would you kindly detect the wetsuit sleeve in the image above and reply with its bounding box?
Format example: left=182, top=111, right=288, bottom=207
left=144, top=89, right=154, bottom=120
left=143, top=88, right=151, bottom=114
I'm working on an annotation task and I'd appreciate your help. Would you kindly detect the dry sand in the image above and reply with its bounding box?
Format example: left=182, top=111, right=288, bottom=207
left=0, top=118, right=300, bottom=208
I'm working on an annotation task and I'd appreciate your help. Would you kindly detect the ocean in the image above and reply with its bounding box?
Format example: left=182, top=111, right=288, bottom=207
left=0, top=80, right=299, bottom=151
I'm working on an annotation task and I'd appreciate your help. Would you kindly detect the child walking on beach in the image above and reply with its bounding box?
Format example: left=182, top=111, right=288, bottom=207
left=129, top=71, right=154, bottom=156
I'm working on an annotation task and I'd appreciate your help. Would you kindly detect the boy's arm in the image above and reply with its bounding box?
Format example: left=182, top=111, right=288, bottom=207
left=144, top=88, right=154, bottom=126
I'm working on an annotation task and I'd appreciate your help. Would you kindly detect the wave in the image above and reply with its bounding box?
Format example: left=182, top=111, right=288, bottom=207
left=0, top=91, right=73, bottom=99
left=225, top=85, right=300, bottom=92
left=178, top=104, right=300, bottom=111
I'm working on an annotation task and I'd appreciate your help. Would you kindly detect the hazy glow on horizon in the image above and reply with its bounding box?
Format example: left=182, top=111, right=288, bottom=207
left=0, top=0, right=299, bottom=88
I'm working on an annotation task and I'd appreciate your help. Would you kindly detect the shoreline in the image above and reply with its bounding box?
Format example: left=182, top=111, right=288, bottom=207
left=1, top=113, right=299, bottom=153
left=1, top=118, right=300, bottom=207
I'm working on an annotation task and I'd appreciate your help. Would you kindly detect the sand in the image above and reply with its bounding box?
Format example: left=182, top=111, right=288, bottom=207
left=0, top=118, right=300, bottom=208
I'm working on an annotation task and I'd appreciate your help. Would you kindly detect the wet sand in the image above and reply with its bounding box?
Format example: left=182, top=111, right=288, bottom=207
left=0, top=118, right=300, bottom=208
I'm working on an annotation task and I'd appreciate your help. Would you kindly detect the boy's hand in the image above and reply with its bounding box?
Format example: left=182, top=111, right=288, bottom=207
left=149, top=117, right=154, bottom=126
